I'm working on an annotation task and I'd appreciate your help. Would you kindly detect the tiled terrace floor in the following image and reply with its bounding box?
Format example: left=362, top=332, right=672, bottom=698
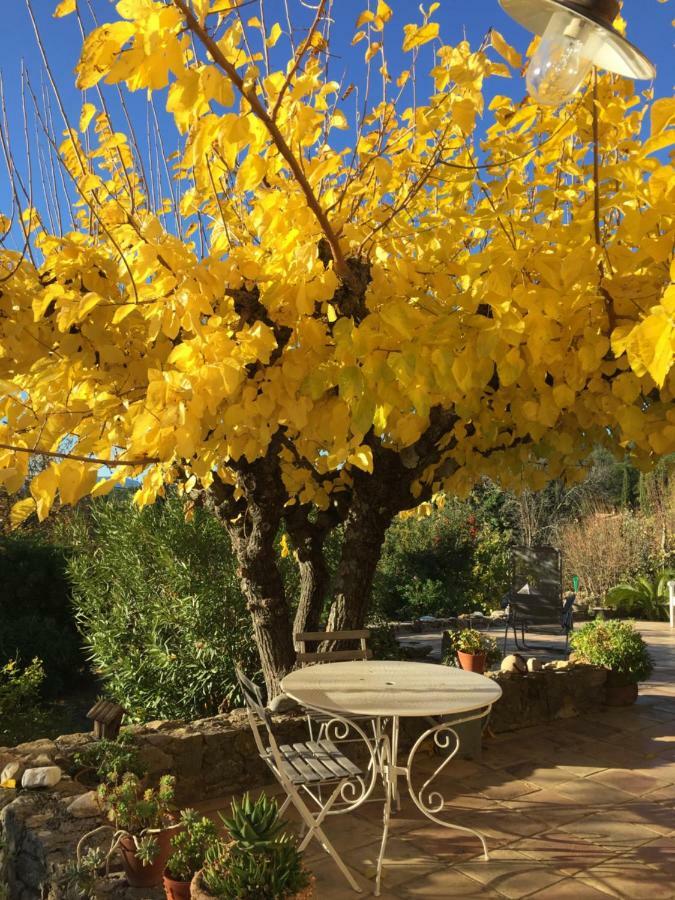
left=253, top=623, right=675, bottom=898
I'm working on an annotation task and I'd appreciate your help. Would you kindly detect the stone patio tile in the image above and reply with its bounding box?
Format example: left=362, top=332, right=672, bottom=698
left=588, top=767, right=672, bottom=797
left=443, top=791, right=502, bottom=813
left=552, top=778, right=635, bottom=807
left=398, top=867, right=504, bottom=898
left=597, top=799, right=675, bottom=836
left=503, top=763, right=583, bottom=790
left=641, top=782, right=675, bottom=801
left=630, top=835, right=675, bottom=871
left=500, top=788, right=588, bottom=826
left=456, top=847, right=567, bottom=899
left=468, top=776, right=543, bottom=802
left=302, top=814, right=389, bottom=856
left=526, top=877, right=618, bottom=899
left=458, top=808, right=553, bottom=843
left=482, top=741, right=547, bottom=770
left=306, top=857, right=384, bottom=899
left=402, top=824, right=490, bottom=862
left=517, top=831, right=614, bottom=873
left=558, top=813, right=664, bottom=848
left=347, top=837, right=445, bottom=889
left=581, top=860, right=675, bottom=899
left=553, top=719, right=622, bottom=743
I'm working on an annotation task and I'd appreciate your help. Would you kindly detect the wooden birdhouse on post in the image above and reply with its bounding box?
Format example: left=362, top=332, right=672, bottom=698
left=87, top=699, right=125, bottom=740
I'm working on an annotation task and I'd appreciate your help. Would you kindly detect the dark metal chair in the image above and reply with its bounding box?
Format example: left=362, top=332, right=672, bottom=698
left=503, top=545, right=575, bottom=653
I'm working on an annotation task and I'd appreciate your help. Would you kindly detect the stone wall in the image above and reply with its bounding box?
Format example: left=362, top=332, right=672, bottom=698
left=0, top=663, right=609, bottom=898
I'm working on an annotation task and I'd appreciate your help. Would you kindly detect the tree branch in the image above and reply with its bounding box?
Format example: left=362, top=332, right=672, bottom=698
left=172, top=0, right=350, bottom=282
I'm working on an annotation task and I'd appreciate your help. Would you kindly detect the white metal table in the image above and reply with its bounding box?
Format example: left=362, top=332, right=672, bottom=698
left=281, top=660, right=502, bottom=895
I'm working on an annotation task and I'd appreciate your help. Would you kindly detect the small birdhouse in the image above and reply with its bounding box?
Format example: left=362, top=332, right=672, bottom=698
left=87, top=699, right=126, bottom=740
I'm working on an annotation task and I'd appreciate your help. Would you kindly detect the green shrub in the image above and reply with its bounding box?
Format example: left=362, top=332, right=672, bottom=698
left=67, top=494, right=257, bottom=722
left=605, top=571, right=674, bottom=621
left=0, top=658, right=47, bottom=746
left=0, top=535, right=84, bottom=693
left=373, top=498, right=512, bottom=620
left=570, top=620, right=653, bottom=683
left=73, top=731, right=144, bottom=782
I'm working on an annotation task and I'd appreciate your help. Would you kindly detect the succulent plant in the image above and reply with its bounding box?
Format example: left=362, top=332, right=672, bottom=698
left=203, top=792, right=310, bottom=899
left=220, top=793, right=284, bottom=849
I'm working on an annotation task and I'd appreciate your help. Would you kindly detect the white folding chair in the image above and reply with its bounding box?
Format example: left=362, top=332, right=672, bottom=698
left=235, top=668, right=377, bottom=894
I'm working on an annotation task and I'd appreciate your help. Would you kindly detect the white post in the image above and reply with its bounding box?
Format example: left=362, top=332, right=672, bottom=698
left=669, top=581, right=675, bottom=630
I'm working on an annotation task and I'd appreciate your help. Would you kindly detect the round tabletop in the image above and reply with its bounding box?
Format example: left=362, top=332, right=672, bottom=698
left=281, top=660, right=502, bottom=718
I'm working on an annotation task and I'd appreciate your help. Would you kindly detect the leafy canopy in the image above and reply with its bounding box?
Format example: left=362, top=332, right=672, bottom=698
left=1, top=0, right=673, bottom=525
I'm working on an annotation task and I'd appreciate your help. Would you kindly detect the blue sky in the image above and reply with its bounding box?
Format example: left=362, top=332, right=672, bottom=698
left=0, top=0, right=672, bottom=229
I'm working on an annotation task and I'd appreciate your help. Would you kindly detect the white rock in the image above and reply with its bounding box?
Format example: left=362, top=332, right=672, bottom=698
left=527, top=658, right=543, bottom=673
left=501, top=654, right=527, bottom=674
left=67, top=791, right=100, bottom=818
left=1, top=761, right=24, bottom=784
left=267, top=694, right=299, bottom=714
left=21, top=766, right=62, bottom=790
left=30, top=753, right=54, bottom=767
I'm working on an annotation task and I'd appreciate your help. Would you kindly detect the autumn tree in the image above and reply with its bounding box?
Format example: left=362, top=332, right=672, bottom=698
left=0, top=0, right=673, bottom=694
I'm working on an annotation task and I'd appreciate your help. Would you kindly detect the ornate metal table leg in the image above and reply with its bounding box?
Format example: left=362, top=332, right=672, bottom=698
left=404, top=708, right=492, bottom=860
left=375, top=731, right=394, bottom=898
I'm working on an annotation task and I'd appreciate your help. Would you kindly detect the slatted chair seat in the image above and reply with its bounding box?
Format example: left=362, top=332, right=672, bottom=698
left=277, top=739, right=363, bottom=785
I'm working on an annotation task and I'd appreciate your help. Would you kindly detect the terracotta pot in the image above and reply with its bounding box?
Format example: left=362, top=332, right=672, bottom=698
left=119, top=828, right=174, bottom=888
left=456, top=651, right=486, bottom=674
left=190, top=869, right=314, bottom=899
left=162, top=871, right=192, bottom=900
left=605, top=671, right=638, bottom=707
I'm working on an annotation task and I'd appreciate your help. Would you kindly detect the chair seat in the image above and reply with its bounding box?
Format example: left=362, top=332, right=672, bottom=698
left=273, top=739, right=363, bottom=786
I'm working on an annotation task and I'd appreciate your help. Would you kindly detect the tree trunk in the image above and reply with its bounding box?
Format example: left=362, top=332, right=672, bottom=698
left=212, top=455, right=295, bottom=699
left=326, top=483, right=394, bottom=632
left=284, top=506, right=333, bottom=641
left=228, top=518, right=295, bottom=698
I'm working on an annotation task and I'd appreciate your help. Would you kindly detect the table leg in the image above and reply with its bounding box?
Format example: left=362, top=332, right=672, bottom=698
left=375, top=729, right=394, bottom=898
left=404, top=709, right=491, bottom=859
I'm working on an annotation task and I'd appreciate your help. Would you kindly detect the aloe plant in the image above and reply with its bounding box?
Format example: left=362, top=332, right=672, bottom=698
left=605, top=571, right=674, bottom=621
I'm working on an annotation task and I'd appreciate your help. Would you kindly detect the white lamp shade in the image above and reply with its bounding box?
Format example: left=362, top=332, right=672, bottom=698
left=499, top=0, right=656, bottom=80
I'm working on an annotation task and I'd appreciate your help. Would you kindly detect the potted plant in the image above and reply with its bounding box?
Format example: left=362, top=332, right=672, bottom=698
left=443, top=628, right=499, bottom=674
left=570, top=619, right=653, bottom=706
left=97, top=772, right=176, bottom=888
left=191, top=793, right=312, bottom=899
left=163, top=808, right=219, bottom=900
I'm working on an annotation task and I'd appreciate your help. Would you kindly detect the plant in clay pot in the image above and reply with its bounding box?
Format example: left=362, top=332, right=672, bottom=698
left=97, top=772, right=176, bottom=888
left=443, top=628, right=499, bottom=674
left=191, top=793, right=312, bottom=899
left=570, top=619, right=653, bottom=706
left=163, top=808, right=219, bottom=900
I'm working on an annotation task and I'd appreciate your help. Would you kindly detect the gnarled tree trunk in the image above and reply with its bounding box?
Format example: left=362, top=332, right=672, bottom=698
left=212, top=455, right=295, bottom=698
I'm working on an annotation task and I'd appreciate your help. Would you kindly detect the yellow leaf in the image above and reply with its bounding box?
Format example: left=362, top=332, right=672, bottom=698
left=349, top=445, right=373, bottom=473
left=491, top=30, right=522, bottom=68
left=54, top=0, right=76, bottom=17
left=59, top=461, right=98, bottom=506
left=79, top=103, right=97, bottom=132
left=10, top=498, right=36, bottom=529
left=266, top=22, right=282, bottom=48
left=402, top=22, right=439, bottom=53
left=651, top=97, right=675, bottom=137
left=376, top=1, right=393, bottom=23
left=355, top=10, right=375, bottom=28
left=30, top=466, right=60, bottom=521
